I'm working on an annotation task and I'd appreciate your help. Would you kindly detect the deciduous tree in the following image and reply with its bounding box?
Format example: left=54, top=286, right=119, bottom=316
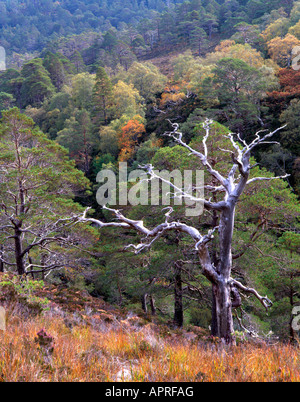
left=126, top=61, right=167, bottom=101
left=267, top=34, right=300, bottom=68
left=118, top=117, right=146, bottom=162
left=111, top=80, right=145, bottom=120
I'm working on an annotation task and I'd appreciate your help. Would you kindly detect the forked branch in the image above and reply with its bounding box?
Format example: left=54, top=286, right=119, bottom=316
left=230, top=278, right=273, bottom=311
left=163, top=120, right=288, bottom=202
left=80, top=206, right=220, bottom=284
left=81, top=206, right=203, bottom=247
left=164, top=119, right=229, bottom=192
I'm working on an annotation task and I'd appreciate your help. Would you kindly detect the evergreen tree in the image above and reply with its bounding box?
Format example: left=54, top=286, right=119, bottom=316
left=0, top=108, right=92, bottom=276
left=203, top=57, right=273, bottom=133
left=92, top=66, right=113, bottom=126
left=20, top=58, right=55, bottom=108
left=69, top=50, right=86, bottom=73
left=43, top=52, right=68, bottom=91
left=279, top=99, right=300, bottom=155
left=56, top=108, right=94, bottom=173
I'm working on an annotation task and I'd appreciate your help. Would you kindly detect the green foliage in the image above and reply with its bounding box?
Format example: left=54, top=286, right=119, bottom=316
left=151, top=145, right=197, bottom=172
left=92, top=67, right=113, bottom=125
left=277, top=232, right=300, bottom=256
left=0, top=108, right=95, bottom=276
left=279, top=99, right=300, bottom=155
left=20, top=58, right=56, bottom=108
left=110, top=80, right=145, bottom=120
left=43, top=52, right=73, bottom=91
left=0, top=92, right=15, bottom=112
left=70, top=72, right=95, bottom=111
left=125, top=62, right=167, bottom=101
left=204, top=57, right=273, bottom=132
left=56, top=108, right=95, bottom=172
left=0, top=274, right=50, bottom=312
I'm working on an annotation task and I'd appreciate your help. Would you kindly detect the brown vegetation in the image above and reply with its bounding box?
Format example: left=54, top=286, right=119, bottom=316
left=0, top=274, right=300, bottom=382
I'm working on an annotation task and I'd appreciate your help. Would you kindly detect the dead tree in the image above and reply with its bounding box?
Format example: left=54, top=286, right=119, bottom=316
left=80, top=119, right=289, bottom=344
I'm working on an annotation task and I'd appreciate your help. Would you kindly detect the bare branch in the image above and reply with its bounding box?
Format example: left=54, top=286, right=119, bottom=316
left=230, top=278, right=273, bottom=311
left=225, top=132, right=247, bottom=177
left=247, top=125, right=287, bottom=152
left=247, top=174, right=290, bottom=185
left=141, top=163, right=227, bottom=211
left=164, top=119, right=229, bottom=192
left=153, top=106, right=167, bottom=114
left=25, top=264, right=65, bottom=275
left=80, top=207, right=220, bottom=284
left=0, top=256, right=16, bottom=266
left=234, top=309, right=259, bottom=337
left=81, top=206, right=203, bottom=242
left=21, top=236, right=66, bottom=258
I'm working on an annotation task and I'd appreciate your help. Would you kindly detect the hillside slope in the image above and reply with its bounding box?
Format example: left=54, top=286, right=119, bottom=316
left=1, top=274, right=300, bottom=382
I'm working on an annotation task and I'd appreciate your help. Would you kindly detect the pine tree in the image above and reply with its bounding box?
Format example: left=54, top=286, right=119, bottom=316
left=92, top=67, right=113, bottom=126
left=43, top=52, right=68, bottom=91
left=0, top=108, right=91, bottom=276
left=20, top=58, right=55, bottom=108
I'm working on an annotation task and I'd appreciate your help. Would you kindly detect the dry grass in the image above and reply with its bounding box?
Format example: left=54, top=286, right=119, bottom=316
left=1, top=309, right=300, bottom=382
left=0, top=273, right=299, bottom=382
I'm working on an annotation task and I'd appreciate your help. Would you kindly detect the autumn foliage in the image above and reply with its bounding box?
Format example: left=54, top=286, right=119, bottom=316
left=160, top=85, right=186, bottom=108
left=118, top=118, right=146, bottom=162
left=268, top=68, right=300, bottom=99
left=267, top=34, right=300, bottom=67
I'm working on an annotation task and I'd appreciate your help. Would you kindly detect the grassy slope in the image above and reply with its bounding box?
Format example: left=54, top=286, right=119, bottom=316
left=0, top=274, right=300, bottom=382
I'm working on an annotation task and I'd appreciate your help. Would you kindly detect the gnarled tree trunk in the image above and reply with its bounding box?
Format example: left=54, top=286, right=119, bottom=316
left=213, top=204, right=236, bottom=342
left=174, top=264, right=184, bottom=327
left=14, top=222, right=26, bottom=276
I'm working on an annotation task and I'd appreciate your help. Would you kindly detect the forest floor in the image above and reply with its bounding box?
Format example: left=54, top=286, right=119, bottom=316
left=0, top=273, right=300, bottom=382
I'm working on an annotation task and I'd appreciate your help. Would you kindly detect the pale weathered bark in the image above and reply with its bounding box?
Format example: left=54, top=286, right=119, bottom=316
left=141, top=293, right=148, bottom=313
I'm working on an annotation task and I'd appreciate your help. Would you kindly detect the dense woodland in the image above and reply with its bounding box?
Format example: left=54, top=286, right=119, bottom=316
left=0, top=0, right=299, bottom=345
